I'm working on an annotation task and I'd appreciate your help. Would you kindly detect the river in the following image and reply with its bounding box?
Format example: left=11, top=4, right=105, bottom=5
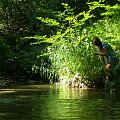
left=0, top=85, right=120, bottom=120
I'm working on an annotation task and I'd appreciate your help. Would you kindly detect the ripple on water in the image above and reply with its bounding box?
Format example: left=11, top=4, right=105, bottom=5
left=0, top=85, right=120, bottom=120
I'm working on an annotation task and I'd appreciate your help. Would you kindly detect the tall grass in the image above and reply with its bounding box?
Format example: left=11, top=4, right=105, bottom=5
left=47, top=3, right=120, bottom=87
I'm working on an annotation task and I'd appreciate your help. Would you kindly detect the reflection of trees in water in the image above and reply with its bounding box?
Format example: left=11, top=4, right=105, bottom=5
left=104, top=92, right=120, bottom=119
left=31, top=86, right=120, bottom=120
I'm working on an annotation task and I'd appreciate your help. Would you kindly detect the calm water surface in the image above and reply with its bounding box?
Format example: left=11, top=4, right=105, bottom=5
left=0, top=85, right=120, bottom=120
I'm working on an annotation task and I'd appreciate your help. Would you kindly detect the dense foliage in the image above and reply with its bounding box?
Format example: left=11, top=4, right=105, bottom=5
left=0, top=0, right=120, bottom=88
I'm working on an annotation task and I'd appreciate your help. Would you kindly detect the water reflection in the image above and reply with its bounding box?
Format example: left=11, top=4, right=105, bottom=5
left=0, top=85, right=120, bottom=120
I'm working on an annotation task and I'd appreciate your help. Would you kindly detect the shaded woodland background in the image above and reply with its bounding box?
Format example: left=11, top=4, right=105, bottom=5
left=0, top=0, right=120, bottom=87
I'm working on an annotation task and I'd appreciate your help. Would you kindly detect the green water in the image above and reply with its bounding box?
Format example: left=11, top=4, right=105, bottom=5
left=0, top=85, right=120, bottom=120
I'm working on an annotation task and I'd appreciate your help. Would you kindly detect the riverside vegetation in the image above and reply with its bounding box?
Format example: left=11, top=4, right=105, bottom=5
left=0, top=0, right=120, bottom=90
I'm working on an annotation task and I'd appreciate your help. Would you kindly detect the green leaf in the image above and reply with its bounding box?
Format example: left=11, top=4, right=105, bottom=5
left=36, top=17, right=60, bottom=26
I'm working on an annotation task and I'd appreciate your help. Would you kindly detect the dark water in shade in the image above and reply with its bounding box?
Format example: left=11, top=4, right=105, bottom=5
left=0, top=85, right=120, bottom=120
